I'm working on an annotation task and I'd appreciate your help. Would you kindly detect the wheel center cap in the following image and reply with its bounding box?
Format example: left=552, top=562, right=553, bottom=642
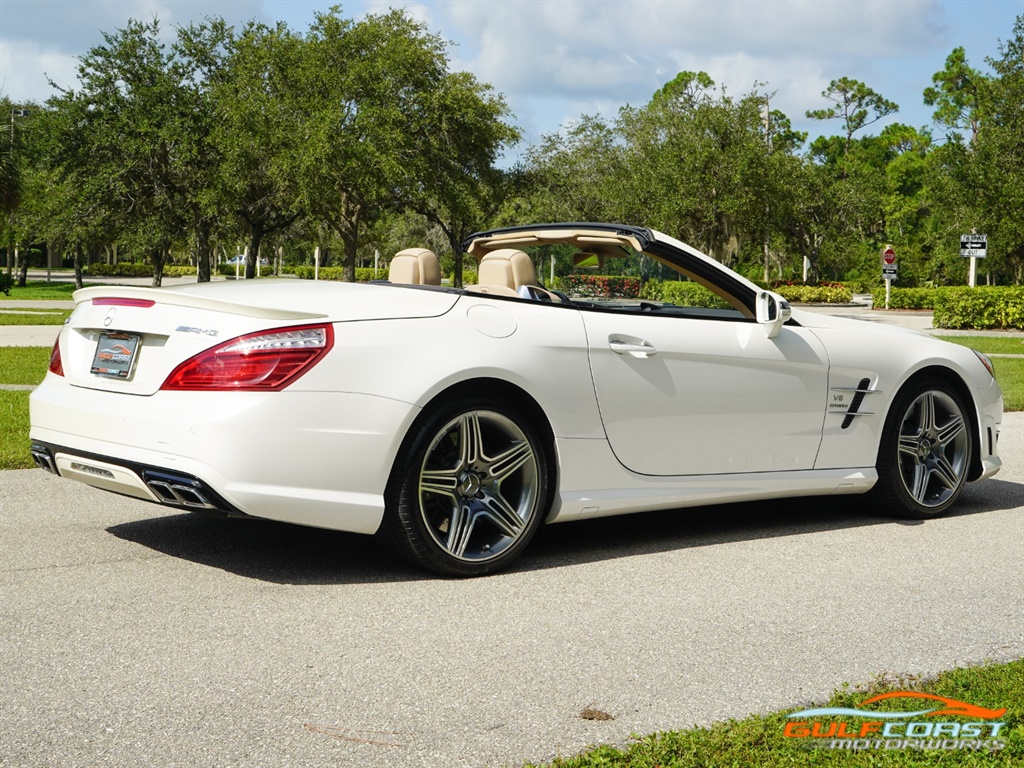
left=918, top=440, right=932, bottom=459
left=458, top=473, right=482, bottom=497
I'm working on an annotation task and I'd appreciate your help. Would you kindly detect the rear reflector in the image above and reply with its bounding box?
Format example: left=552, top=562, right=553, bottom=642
left=161, top=324, right=334, bottom=391
left=92, top=298, right=156, bottom=308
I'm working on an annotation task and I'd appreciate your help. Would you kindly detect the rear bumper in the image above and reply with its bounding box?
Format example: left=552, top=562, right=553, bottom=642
left=30, top=441, right=249, bottom=518
left=30, top=380, right=421, bottom=535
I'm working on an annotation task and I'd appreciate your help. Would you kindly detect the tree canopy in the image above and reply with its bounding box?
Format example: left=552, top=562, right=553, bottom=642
left=2, top=11, right=1022, bottom=289
left=6, top=8, right=518, bottom=285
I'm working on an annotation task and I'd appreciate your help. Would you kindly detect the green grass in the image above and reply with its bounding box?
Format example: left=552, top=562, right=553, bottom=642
left=989, top=359, right=1024, bottom=412
left=0, top=347, right=51, bottom=385
left=935, top=336, right=1024, bottom=355
left=936, top=336, right=1024, bottom=411
left=0, top=309, right=72, bottom=325
left=532, top=659, right=1023, bottom=767
left=0, top=391, right=32, bottom=469
left=0, top=280, right=81, bottom=300
left=0, top=348, right=49, bottom=469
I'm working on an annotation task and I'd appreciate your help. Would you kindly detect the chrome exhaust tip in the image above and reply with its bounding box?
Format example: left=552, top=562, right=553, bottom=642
left=30, top=444, right=57, bottom=474
left=142, top=471, right=220, bottom=511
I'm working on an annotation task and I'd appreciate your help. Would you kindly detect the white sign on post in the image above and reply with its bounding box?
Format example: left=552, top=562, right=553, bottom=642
left=961, top=234, right=987, bottom=287
left=960, top=234, right=988, bottom=257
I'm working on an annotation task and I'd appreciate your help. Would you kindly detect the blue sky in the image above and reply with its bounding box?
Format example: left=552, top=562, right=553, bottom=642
left=1, top=0, right=1021, bottom=161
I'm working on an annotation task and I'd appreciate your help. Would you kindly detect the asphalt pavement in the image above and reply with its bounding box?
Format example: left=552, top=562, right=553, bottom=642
left=1, top=416, right=1021, bottom=768
left=2, top=287, right=1023, bottom=766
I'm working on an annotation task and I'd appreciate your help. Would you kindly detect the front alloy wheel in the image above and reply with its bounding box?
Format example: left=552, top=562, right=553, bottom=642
left=380, top=398, right=550, bottom=575
left=896, top=389, right=969, bottom=508
left=873, top=377, right=972, bottom=518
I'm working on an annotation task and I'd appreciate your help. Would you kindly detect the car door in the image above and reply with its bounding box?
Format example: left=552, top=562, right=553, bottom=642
left=582, top=309, right=830, bottom=476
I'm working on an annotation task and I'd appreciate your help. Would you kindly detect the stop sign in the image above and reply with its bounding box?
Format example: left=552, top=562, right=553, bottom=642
left=883, top=247, right=896, bottom=264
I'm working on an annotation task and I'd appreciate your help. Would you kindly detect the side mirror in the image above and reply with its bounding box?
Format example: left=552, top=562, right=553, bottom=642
left=755, top=290, right=791, bottom=338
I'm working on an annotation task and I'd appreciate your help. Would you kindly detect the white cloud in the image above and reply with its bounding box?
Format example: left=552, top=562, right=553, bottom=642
left=0, top=39, right=80, bottom=102
left=431, top=0, right=969, bottom=151
left=0, top=0, right=267, bottom=101
left=442, top=0, right=947, bottom=100
left=1, top=0, right=1015, bottom=152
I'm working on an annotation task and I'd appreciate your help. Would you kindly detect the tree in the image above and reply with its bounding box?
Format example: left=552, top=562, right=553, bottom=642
left=2, top=101, right=24, bottom=278
left=931, top=16, right=1024, bottom=284
left=0, top=110, right=21, bottom=216
left=210, top=21, right=303, bottom=280
left=174, top=19, right=236, bottom=283
left=46, top=18, right=224, bottom=286
left=278, top=9, right=457, bottom=282
left=807, top=77, right=898, bottom=170
left=524, top=114, right=627, bottom=224
left=406, top=70, right=519, bottom=287
left=619, top=76, right=799, bottom=269
left=974, top=16, right=1024, bottom=281
left=924, top=47, right=988, bottom=144
left=650, top=70, right=716, bottom=110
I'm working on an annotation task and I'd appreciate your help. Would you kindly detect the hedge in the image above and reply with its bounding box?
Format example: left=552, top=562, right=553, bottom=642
left=84, top=263, right=151, bottom=276
left=164, top=266, right=199, bottom=277
left=552, top=275, right=640, bottom=298
left=449, top=270, right=479, bottom=285
left=289, top=266, right=383, bottom=281
left=773, top=283, right=852, bottom=304
left=870, top=286, right=1024, bottom=329
left=639, top=280, right=730, bottom=308
left=870, top=286, right=939, bottom=309
left=932, top=287, right=1024, bottom=330
left=641, top=279, right=851, bottom=306
left=84, top=263, right=206, bottom=277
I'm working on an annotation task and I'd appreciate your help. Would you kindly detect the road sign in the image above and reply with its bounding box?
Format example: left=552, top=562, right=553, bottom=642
left=883, top=247, right=896, bottom=264
left=960, top=234, right=987, bottom=258
left=883, top=264, right=897, bottom=278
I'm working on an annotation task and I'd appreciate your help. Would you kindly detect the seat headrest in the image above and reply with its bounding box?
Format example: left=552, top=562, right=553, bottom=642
left=477, top=249, right=537, bottom=290
left=390, top=248, right=441, bottom=285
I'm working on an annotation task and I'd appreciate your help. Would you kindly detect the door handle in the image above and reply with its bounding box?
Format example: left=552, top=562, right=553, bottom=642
left=609, top=338, right=657, bottom=357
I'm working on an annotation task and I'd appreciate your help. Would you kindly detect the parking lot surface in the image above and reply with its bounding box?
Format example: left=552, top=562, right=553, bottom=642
left=1, top=414, right=1021, bottom=768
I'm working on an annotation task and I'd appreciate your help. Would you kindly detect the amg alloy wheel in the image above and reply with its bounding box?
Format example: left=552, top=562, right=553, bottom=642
left=873, top=377, right=972, bottom=518
left=379, top=397, right=550, bottom=575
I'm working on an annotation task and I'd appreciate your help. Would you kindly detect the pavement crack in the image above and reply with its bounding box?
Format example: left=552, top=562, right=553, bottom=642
left=303, top=723, right=410, bottom=747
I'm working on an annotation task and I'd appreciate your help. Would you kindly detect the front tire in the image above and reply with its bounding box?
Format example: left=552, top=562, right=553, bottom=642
left=378, top=396, right=551, bottom=576
left=872, top=376, right=972, bottom=519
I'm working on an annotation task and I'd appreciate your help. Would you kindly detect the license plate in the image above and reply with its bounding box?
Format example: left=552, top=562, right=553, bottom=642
left=91, top=332, right=141, bottom=379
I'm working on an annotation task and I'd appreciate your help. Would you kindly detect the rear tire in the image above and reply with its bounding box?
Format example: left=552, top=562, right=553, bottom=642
left=871, top=376, right=972, bottom=519
left=377, top=395, right=551, bottom=576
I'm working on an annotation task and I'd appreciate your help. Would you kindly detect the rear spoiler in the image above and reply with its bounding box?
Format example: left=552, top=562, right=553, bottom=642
left=73, top=286, right=327, bottom=322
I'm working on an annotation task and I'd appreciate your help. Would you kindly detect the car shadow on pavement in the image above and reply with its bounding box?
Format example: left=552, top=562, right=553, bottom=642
left=106, top=477, right=1020, bottom=585
left=519, top=478, right=1020, bottom=572
left=107, top=513, right=430, bottom=584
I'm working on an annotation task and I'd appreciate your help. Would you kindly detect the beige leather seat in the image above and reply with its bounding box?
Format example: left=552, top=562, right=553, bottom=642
left=471, top=249, right=560, bottom=301
left=389, top=248, right=441, bottom=285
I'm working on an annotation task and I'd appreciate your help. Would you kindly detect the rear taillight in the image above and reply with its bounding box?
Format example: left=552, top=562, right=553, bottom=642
left=161, top=324, right=334, bottom=391
left=48, top=336, right=64, bottom=377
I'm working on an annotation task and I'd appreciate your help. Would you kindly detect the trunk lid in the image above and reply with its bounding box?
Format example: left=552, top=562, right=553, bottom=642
left=61, top=280, right=457, bottom=396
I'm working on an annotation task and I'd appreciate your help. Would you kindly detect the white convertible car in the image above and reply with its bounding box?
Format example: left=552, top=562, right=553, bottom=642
left=30, top=223, right=1003, bottom=575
